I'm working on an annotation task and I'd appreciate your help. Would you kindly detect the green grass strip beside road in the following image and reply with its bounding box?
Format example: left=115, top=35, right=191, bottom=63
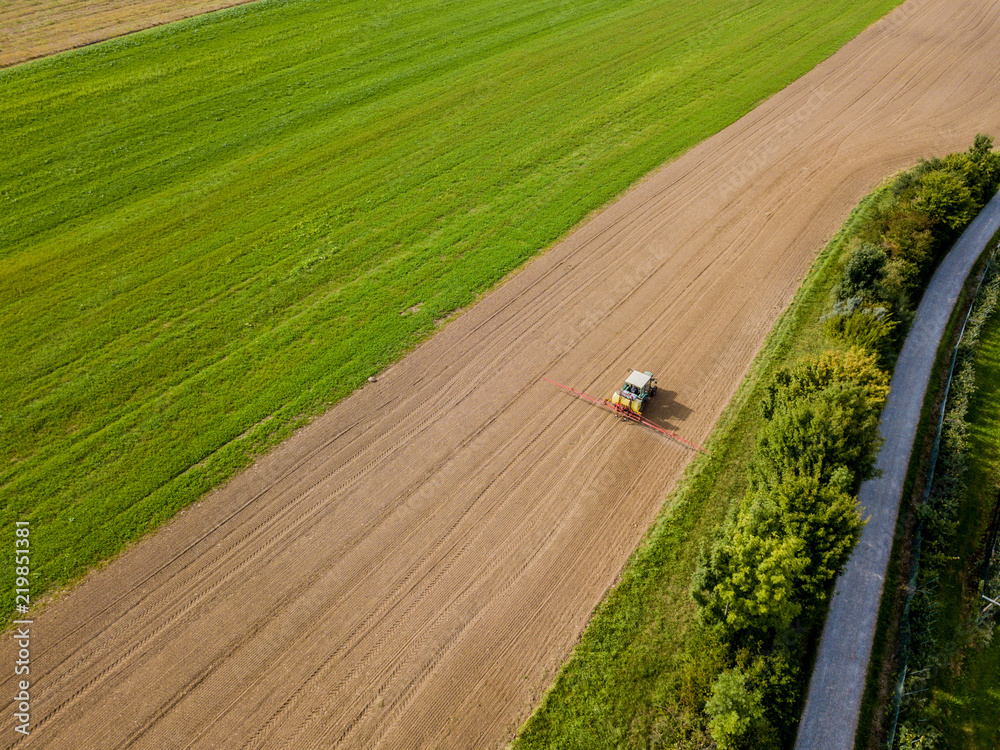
left=899, top=233, right=1000, bottom=749
left=927, top=270, right=1000, bottom=749
left=0, top=0, right=902, bottom=619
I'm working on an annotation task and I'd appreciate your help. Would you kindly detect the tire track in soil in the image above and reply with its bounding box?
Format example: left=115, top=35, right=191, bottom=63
left=4, top=1, right=1000, bottom=748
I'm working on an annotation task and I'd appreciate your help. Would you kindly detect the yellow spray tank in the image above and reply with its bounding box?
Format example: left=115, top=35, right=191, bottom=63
left=610, top=370, right=657, bottom=415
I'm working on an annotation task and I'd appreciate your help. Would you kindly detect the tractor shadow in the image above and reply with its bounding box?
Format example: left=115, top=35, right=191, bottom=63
left=644, top=390, right=693, bottom=428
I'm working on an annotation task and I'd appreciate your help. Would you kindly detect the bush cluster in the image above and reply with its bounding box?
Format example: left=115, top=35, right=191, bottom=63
left=687, top=349, right=888, bottom=749
left=824, top=135, right=1000, bottom=365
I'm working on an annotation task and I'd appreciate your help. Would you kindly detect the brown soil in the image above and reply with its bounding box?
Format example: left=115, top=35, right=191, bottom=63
left=0, top=0, right=258, bottom=68
left=3, top=1, right=1000, bottom=748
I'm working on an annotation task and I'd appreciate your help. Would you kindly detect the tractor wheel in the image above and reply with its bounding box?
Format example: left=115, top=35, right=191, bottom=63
left=650, top=385, right=658, bottom=397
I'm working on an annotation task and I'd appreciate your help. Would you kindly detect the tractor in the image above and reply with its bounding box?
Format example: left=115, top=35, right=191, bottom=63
left=610, top=370, right=657, bottom=415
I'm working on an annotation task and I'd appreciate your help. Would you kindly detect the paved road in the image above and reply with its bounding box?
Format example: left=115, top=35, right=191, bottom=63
left=795, top=189, right=1000, bottom=750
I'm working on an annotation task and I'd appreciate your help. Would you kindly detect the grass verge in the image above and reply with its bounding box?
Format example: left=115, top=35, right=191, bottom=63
left=931, top=272, right=1000, bottom=748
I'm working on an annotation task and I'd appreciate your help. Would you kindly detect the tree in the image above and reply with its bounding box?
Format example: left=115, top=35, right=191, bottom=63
left=961, top=133, right=1000, bottom=205
left=915, top=169, right=977, bottom=231
left=878, top=205, right=936, bottom=302
left=694, top=349, right=883, bottom=639
left=707, top=525, right=808, bottom=638
left=836, top=244, right=887, bottom=301
left=749, top=473, right=865, bottom=606
left=695, top=472, right=866, bottom=641
left=761, top=348, right=888, bottom=421
left=706, top=668, right=776, bottom=750
left=751, top=380, right=884, bottom=492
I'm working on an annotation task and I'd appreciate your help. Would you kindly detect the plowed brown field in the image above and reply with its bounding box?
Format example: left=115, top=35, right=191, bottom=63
left=4, top=1, right=1000, bottom=748
left=0, top=0, right=256, bottom=68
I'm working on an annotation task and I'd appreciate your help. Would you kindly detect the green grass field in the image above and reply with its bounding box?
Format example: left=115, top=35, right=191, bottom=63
left=0, top=0, right=902, bottom=619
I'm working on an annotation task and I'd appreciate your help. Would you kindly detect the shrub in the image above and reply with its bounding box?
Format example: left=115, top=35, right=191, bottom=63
left=704, top=646, right=808, bottom=750
left=836, top=243, right=888, bottom=301
left=706, top=669, right=775, bottom=750
left=761, top=347, right=889, bottom=421
left=891, top=158, right=940, bottom=200
left=677, top=624, right=730, bottom=714
left=748, top=649, right=803, bottom=738
left=895, top=723, right=942, bottom=750
left=881, top=258, right=922, bottom=310
left=823, top=304, right=898, bottom=362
